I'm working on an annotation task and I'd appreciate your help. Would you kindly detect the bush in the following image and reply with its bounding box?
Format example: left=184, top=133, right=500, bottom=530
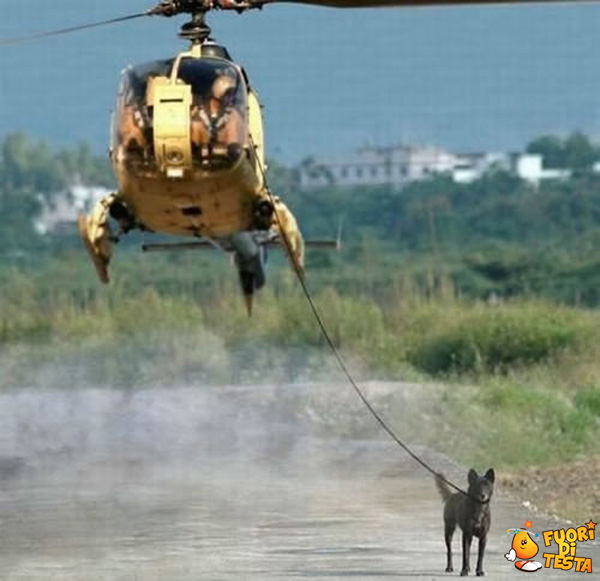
left=406, top=303, right=593, bottom=375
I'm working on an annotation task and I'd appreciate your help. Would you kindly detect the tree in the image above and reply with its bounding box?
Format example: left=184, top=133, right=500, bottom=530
left=526, top=135, right=564, bottom=168
left=526, top=132, right=600, bottom=170
left=0, top=134, right=114, bottom=254
left=297, top=156, right=335, bottom=187
left=563, top=132, right=599, bottom=171
left=266, top=158, right=300, bottom=194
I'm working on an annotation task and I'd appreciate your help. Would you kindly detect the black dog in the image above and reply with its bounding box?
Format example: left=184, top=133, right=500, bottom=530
left=435, top=468, right=495, bottom=576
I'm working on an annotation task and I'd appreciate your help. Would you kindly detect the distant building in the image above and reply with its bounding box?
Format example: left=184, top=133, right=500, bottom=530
left=297, top=144, right=572, bottom=190
left=453, top=151, right=571, bottom=185
left=298, top=144, right=462, bottom=190
left=513, top=154, right=571, bottom=185
left=451, top=152, right=511, bottom=183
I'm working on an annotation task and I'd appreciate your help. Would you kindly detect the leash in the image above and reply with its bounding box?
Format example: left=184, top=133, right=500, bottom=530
left=253, top=147, right=484, bottom=503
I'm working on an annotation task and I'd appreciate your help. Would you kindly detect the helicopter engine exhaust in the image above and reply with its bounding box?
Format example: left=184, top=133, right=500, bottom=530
left=231, top=233, right=266, bottom=316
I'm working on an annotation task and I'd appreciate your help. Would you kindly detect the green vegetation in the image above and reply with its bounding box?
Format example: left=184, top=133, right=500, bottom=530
left=0, top=133, right=112, bottom=253
left=285, top=170, right=600, bottom=304
left=526, top=132, right=600, bottom=170
left=406, top=302, right=591, bottom=375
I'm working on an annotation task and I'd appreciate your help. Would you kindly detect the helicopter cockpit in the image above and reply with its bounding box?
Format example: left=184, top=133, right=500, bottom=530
left=113, top=56, right=248, bottom=174
left=181, top=58, right=247, bottom=166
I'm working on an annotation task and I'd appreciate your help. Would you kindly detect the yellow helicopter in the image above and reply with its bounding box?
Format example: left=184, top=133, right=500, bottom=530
left=2, top=0, right=572, bottom=313
left=81, top=1, right=311, bottom=316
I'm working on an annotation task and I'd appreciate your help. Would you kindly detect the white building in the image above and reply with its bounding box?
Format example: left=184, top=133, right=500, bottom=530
left=514, top=154, right=571, bottom=185
left=298, top=144, right=573, bottom=190
left=452, top=152, right=571, bottom=185
left=298, top=144, right=463, bottom=190
left=451, top=152, right=511, bottom=183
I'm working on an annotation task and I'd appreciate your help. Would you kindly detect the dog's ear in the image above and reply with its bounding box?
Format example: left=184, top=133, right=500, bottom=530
left=484, top=468, right=495, bottom=483
left=468, top=468, right=478, bottom=486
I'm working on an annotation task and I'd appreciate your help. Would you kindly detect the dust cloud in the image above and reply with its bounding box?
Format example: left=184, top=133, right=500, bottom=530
left=0, top=337, right=457, bottom=579
left=0, top=381, right=445, bottom=480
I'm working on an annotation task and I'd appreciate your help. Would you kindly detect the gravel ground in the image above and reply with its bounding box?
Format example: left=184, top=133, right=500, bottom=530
left=500, top=456, right=600, bottom=523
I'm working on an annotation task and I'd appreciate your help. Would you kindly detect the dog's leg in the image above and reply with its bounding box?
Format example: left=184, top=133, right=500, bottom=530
left=460, top=532, right=472, bottom=576
left=444, top=519, right=455, bottom=572
left=476, top=535, right=487, bottom=576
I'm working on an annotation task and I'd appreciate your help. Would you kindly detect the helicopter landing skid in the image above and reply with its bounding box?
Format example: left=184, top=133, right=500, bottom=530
left=78, top=214, right=110, bottom=284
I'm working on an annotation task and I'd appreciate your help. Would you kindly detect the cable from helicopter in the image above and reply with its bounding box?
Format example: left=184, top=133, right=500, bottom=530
left=248, top=136, right=487, bottom=505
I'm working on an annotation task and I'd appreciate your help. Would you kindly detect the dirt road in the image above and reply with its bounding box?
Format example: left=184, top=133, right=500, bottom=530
left=0, top=384, right=596, bottom=579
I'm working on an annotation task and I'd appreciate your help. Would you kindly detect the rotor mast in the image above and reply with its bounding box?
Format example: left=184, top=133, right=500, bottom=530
left=179, top=11, right=212, bottom=44
left=149, top=0, right=264, bottom=45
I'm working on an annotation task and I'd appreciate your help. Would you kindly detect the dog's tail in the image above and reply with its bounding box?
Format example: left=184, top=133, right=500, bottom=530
left=435, top=472, right=453, bottom=503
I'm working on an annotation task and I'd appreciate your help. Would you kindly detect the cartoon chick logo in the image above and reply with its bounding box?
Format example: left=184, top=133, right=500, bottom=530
left=505, top=521, right=543, bottom=572
left=505, top=520, right=596, bottom=574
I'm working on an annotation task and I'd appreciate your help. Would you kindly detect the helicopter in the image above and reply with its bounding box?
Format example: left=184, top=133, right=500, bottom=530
left=2, top=0, right=578, bottom=314
left=80, top=1, right=312, bottom=316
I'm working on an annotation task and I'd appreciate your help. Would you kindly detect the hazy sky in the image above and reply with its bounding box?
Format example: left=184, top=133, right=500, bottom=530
left=1, top=1, right=600, bottom=162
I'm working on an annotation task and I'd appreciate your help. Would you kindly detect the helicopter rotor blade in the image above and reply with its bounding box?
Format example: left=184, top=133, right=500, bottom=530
left=0, top=12, right=150, bottom=48
left=0, top=0, right=592, bottom=47
left=254, top=0, right=595, bottom=7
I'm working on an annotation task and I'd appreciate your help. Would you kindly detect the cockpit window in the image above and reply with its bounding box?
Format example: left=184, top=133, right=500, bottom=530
left=121, top=59, right=174, bottom=104
left=114, top=57, right=248, bottom=171
left=177, top=58, right=246, bottom=111
left=181, top=58, right=248, bottom=168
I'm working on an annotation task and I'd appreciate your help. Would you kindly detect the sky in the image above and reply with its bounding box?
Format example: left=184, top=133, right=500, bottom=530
left=1, top=1, right=600, bottom=163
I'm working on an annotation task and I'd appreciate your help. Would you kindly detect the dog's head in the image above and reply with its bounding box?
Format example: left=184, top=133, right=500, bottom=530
left=468, top=468, right=495, bottom=504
